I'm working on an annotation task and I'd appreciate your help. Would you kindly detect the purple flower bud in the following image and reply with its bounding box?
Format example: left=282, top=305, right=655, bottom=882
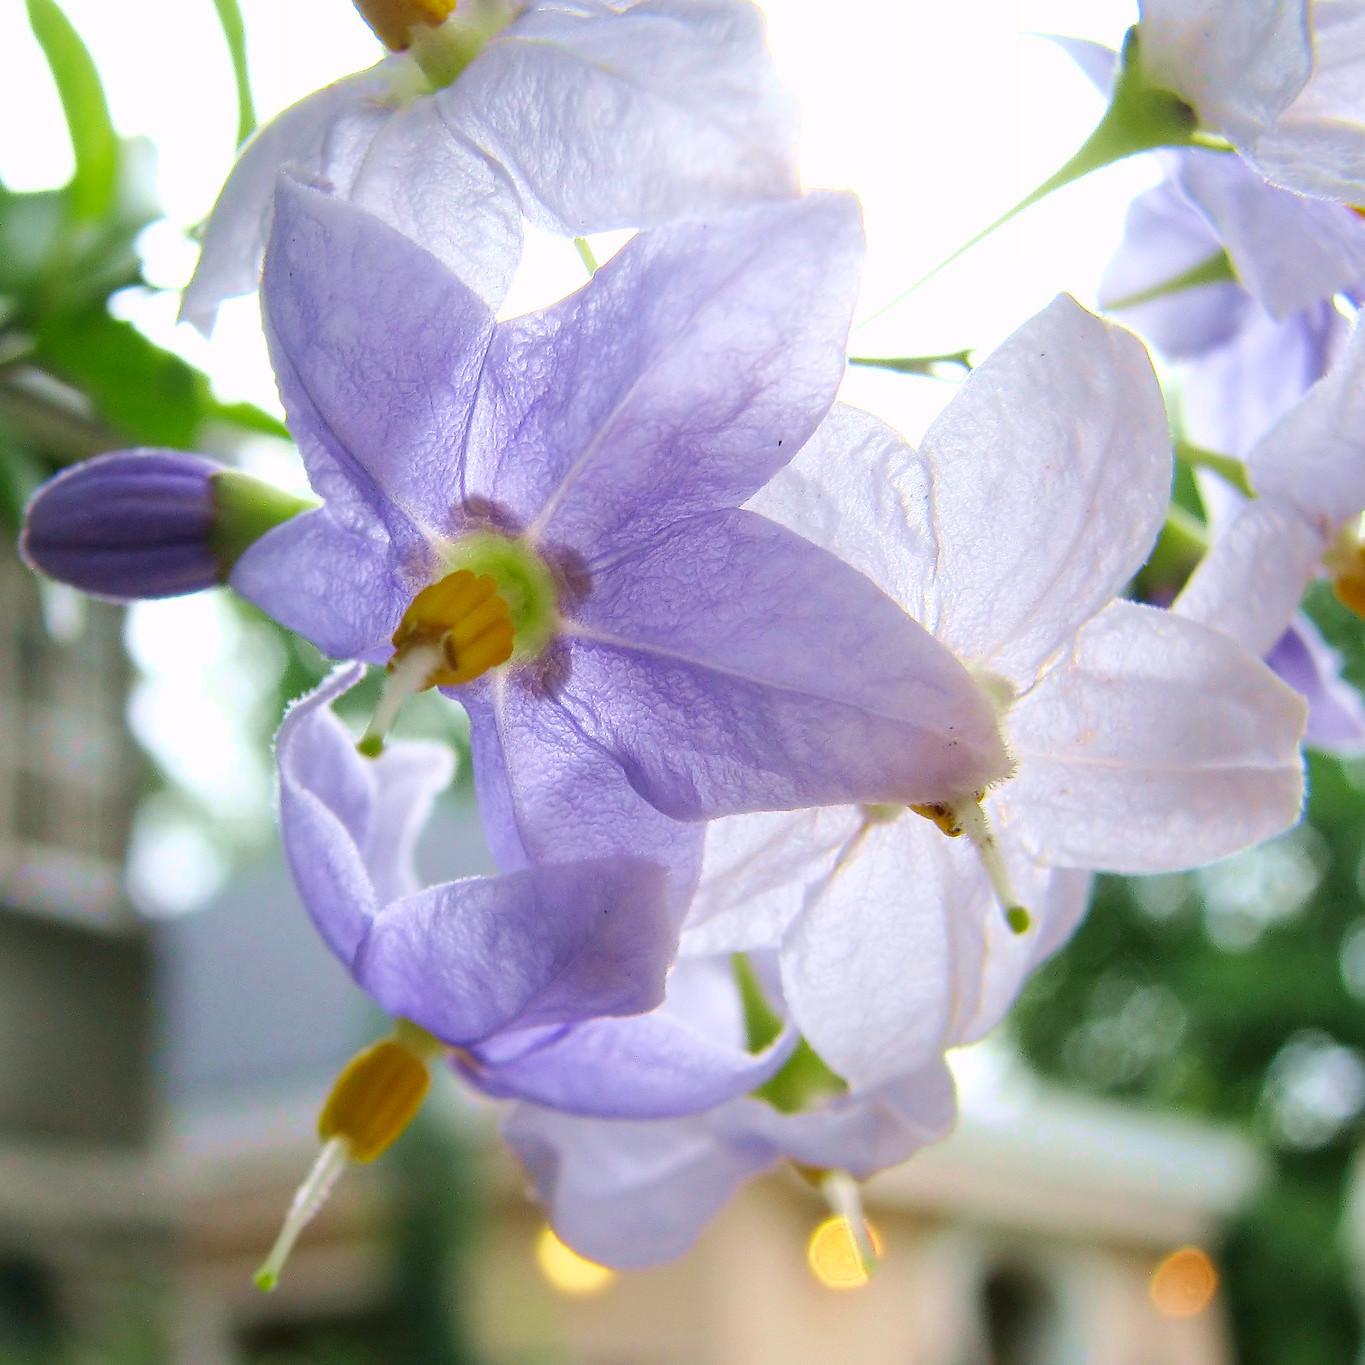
left=20, top=450, right=314, bottom=603
left=21, top=450, right=226, bottom=601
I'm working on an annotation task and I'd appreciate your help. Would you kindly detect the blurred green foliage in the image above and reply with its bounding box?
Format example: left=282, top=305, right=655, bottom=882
left=1014, top=581, right=1365, bottom=1363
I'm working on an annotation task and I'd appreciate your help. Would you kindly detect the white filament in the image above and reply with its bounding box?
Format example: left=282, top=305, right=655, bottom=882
left=822, top=1170, right=878, bottom=1275
left=254, top=1137, right=349, bottom=1292
left=357, top=643, right=442, bottom=755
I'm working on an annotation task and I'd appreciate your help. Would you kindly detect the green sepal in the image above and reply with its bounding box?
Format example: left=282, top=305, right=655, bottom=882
left=209, top=469, right=316, bottom=574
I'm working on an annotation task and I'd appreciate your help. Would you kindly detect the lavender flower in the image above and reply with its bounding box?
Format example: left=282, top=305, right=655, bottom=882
left=257, top=665, right=793, bottom=1285
left=182, top=0, right=799, bottom=332
left=226, top=179, right=1009, bottom=850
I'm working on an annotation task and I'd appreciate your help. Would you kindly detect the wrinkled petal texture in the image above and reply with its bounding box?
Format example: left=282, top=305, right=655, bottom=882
left=461, top=671, right=704, bottom=917
left=559, top=508, right=1009, bottom=817
left=1005, top=600, right=1306, bottom=872
left=778, top=817, right=983, bottom=1089
left=276, top=664, right=454, bottom=963
left=1138, top=0, right=1311, bottom=145
left=447, top=0, right=799, bottom=234
left=1246, top=0, right=1365, bottom=202
left=181, top=67, right=392, bottom=333
left=355, top=856, right=675, bottom=1043
left=347, top=98, right=523, bottom=309
left=463, top=194, right=862, bottom=562
left=230, top=507, right=424, bottom=662
left=914, top=295, right=1172, bottom=686
left=682, top=807, right=861, bottom=955
left=263, top=178, right=494, bottom=546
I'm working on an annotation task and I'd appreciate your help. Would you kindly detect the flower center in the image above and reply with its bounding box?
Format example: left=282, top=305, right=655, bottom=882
left=255, top=1021, right=443, bottom=1292
left=359, top=533, right=558, bottom=755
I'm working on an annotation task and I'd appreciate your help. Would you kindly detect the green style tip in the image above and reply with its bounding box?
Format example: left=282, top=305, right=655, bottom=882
left=1005, top=905, right=1032, bottom=936
left=253, top=1268, right=279, bottom=1294
left=356, top=735, right=384, bottom=759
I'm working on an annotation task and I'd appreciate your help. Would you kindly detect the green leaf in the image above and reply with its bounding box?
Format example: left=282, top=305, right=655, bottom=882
left=32, top=307, right=287, bottom=449
left=210, top=0, right=257, bottom=146
left=25, top=0, right=119, bottom=223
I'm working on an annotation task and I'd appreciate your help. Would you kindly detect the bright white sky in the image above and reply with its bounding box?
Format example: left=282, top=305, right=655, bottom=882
left=1, top=0, right=1149, bottom=911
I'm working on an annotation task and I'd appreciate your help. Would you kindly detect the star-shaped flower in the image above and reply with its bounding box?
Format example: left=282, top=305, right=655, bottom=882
left=182, top=0, right=799, bottom=332
left=227, top=179, right=1009, bottom=855
left=682, top=297, right=1307, bottom=1091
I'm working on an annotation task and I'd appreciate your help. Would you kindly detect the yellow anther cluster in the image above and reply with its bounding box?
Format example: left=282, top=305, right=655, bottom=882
left=392, top=569, right=514, bottom=688
left=1334, top=563, right=1365, bottom=619
left=908, top=801, right=964, bottom=837
left=353, top=0, right=456, bottom=50
left=317, top=1038, right=432, bottom=1163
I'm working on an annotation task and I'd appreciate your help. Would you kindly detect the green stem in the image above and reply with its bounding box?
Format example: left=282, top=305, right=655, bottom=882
left=573, top=236, right=598, bottom=276
left=849, top=348, right=973, bottom=377
left=1105, top=250, right=1236, bottom=313
left=861, top=26, right=1198, bottom=327
left=1177, top=440, right=1254, bottom=498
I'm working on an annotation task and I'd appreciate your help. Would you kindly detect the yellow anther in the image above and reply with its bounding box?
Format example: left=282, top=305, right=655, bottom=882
left=254, top=1024, right=443, bottom=1292
left=1333, top=565, right=1365, bottom=620
left=909, top=802, right=964, bottom=837
left=318, top=1038, right=432, bottom=1163
left=353, top=0, right=456, bottom=50
left=393, top=568, right=514, bottom=689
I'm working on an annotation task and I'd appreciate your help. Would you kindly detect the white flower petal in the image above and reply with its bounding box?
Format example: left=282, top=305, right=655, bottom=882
left=446, top=0, right=799, bottom=234
left=915, top=295, right=1172, bottom=685
left=1137, top=0, right=1312, bottom=145
left=180, top=68, right=391, bottom=334
left=681, top=808, right=859, bottom=956
left=1006, top=600, right=1306, bottom=872
left=1175, top=496, right=1326, bottom=655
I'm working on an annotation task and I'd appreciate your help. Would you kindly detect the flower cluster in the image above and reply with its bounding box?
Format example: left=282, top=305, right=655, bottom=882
left=28, top=0, right=1365, bottom=1282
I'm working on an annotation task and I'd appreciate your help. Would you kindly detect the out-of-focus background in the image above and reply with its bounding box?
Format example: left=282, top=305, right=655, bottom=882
left=1, top=1, right=1363, bottom=1361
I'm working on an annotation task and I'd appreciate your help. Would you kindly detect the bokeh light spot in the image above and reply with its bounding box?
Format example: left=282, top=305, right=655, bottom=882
left=806, top=1215, right=884, bottom=1291
left=1150, top=1245, right=1218, bottom=1318
left=535, top=1226, right=616, bottom=1297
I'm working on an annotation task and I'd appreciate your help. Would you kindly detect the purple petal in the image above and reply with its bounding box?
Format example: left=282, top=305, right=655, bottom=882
left=1100, top=178, right=1251, bottom=359
left=462, top=194, right=862, bottom=561
left=1266, top=614, right=1365, bottom=754
left=461, top=672, right=704, bottom=918
left=21, top=449, right=223, bottom=601
left=501, top=1102, right=777, bottom=1268
left=462, top=956, right=792, bottom=1117
left=262, top=177, right=495, bottom=545
left=1047, top=34, right=1118, bottom=96
left=462, top=1010, right=795, bottom=1118
left=230, top=506, right=423, bottom=662
left=354, top=856, right=675, bottom=1043
left=1181, top=300, right=1347, bottom=459
left=447, top=0, right=799, bottom=235
left=557, top=508, right=1009, bottom=818
left=1175, top=150, right=1365, bottom=318
left=275, top=663, right=443, bottom=963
